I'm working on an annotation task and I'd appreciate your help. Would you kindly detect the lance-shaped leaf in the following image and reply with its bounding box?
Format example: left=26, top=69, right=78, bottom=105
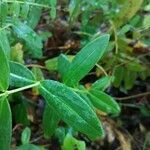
left=27, top=1, right=42, bottom=29
left=113, top=66, right=125, bottom=88
left=91, top=76, right=114, bottom=91
left=63, top=34, right=110, bottom=86
left=115, top=0, right=143, bottom=27
left=12, top=20, right=43, bottom=58
left=42, top=103, right=60, bottom=138
left=58, top=54, right=71, bottom=78
left=124, top=69, right=137, bottom=90
left=69, top=0, right=81, bottom=24
left=39, top=80, right=104, bottom=139
left=0, top=30, right=11, bottom=58
left=0, top=46, right=10, bottom=91
left=49, top=0, right=57, bottom=19
left=0, top=2, right=8, bottom=23
left=9, top=61, right=35, bottom=87
left=88, top=90, right=120, bottom=115
left=0, top=97, right=12, bottom=150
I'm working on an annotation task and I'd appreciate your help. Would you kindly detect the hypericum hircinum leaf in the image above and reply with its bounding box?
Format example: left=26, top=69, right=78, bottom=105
left=39, top=80, right=104, bottom=139
left=9, top=61, right=36, bottom=87
left=0, top=97, right=12, bottom=150
left=42, top=103, right=60, bottom=138
left=63, top=34, right=110, bottom=87
left=12, top=20, right=43, bottom=58
left=0, top=46, right=10, bottom=91
left=88, top=90, right=120, bottom=115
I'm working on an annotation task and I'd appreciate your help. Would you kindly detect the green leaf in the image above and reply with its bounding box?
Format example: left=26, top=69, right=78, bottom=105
left=49, top=0, right=57, bottom=19
left=88, top=90, right=120, bottom=115
left=143, top=132, right=150, bottom=150
left=58, top=54, right=71, bottom=78
left=64, top=34, right=110, bottom=86
left=32, top=67, right=44, bottom=95
left=21, top=127, right=31, bottom=145
left=62, top=133, right=86, bottom=150
left=69, top=0, right=81, bottom=24
left=91, top=76, right=114, bottom=91
left=11, top=1, right=20, bottom=19
left=127, top=61, right=144, bottom=72
left=9, top=61, right=35, bottom=87
left=32, top=67, right=44, bottom=82
left=0, top=30, right=11, bottom=58
left=10, top=43, right=24, bottom=64
left=0, top=46, right=10, bottom=91
left=20, top=1, right=30, bottom=19
left=42, top=103, right=60, bottom=138
left=12, top=20, right=43, bottom=58
left=115, top=0, right=143, bottom=27
left=124, top=70, right=137, bottom=90
left=39, top=80, right=104, bottom=139
left=76, top=90, right=94, bottom=111
left=143, top=15, right=150, bottom=28
left=17, top=144, right=40, bottom=150
left=113, top=66, right=125, bottom=88
left=0, top=97, right=12, bottom=150
left=55, top=127, right=66, bottom=144
left=0, top=2, right=8, bottom=24
left=13, top=103, right=29, bottom=126
left=27, top=3, right=42, bottom=29
left=45, top=57, right=58, bottom=71
left=45, top=55, right=73, bottom=72
left=140, top=105, right=150, bottom=117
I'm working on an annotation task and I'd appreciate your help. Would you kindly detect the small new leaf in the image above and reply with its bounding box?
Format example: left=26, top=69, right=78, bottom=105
left=88, top=90, right=120, bottom=115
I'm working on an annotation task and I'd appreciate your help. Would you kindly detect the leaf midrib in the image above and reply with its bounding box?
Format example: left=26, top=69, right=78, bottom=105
left=10, top=73, right=35, bottom=83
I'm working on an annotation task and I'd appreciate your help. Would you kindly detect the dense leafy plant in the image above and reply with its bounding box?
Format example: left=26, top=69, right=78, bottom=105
left=0, top=0, right=149, bottom=149
left=0, top=31, right=120, bottom=148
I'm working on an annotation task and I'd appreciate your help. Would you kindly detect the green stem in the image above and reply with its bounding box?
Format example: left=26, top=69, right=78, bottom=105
left=0, top=24, right=12, bottom=32
left=0, top=82, right=40, bottom=98
left=96, top=64, right=108, bottom=76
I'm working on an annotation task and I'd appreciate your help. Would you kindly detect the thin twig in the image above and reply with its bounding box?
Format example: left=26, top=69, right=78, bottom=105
left=119, top=103, right=139, bottom=108
left=26, top=64, right=46, bottom=69
left=114, top=52, right=150, bottom=69
left=115, top=91, right=150, bottom=100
